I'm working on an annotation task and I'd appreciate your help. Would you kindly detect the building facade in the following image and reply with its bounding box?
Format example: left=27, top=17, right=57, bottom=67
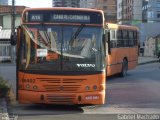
left=144, top=37, right=156, bottom=57
left=0, top=5, right=26, bottom=62
left=80, top=0, right=117, bottom=23
left=138, top=22, right=160, bottom=47
left=0, top=5, right=26, bottom=28
left=0, top=29, right=11, bottom=62
left=0, top=0, right=8, bottom=5
left=97, top=0, right=117, bottom=23
left=142, top=0, right=149, bottom=22
left=52, top=0, right=80, bottom=7
left=147, top=0, right=160, bottom=22
left=143, top=34, right=160, bottom=57
left=117, top=0, right=123, bottom=22
left=52, top=0, right=117, bottom=23
left=117, top=0, right=142, bottom=25
left=80, top=0, right=97, bottom=8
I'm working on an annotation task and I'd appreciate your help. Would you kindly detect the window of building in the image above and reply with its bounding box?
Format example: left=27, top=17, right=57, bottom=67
left=103, top=6, right=107, bottom=10
left=148, top=11, right=154, bottom=18
left=157, top=3, right=160, bottom=7
left=157, top=12, right=160, bottom=18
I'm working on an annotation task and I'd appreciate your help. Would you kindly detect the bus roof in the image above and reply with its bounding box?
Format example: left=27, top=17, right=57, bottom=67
left=23, top=7, right=104, bottom=14
left=106, top=23, right=138, bottom=31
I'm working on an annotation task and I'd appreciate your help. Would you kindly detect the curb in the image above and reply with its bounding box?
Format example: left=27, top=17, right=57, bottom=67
left=138, top=60, right=159, bottom=65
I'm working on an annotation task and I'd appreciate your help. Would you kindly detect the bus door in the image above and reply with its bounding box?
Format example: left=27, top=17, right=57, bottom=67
left=106, top=29, right=118, bottom=76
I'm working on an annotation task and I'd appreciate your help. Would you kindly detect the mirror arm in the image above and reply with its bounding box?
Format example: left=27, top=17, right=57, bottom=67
left=108, top=31, right=111, bottom=55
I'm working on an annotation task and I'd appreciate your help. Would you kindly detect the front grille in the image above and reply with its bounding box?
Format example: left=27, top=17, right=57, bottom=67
left=44, top=85, right=81, bottom=92
left=63, top=79, right=85, bottom=83
left=46, top=94, right=76, bottom=103
left=38, top=78, right=61, bottom=83
left=37, top=77, right=86, bottom=92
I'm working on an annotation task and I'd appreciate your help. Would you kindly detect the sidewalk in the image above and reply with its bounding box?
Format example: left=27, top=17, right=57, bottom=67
left=138, top=56, right=159, bottom=65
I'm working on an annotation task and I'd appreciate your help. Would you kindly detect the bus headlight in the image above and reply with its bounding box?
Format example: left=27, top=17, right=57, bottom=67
left=26, top=84, right=30, bottom=89
left=85, top=86, right=90, bottom=91
left=33, top=85, right=38, bottom=90
left=93, top=85, right=97, bottom=90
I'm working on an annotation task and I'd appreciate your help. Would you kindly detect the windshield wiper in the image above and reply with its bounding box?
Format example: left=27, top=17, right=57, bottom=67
left=69, top=24, right=85, bottom=45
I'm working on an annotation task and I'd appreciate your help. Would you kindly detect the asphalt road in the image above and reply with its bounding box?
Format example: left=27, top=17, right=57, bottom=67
left=1, top=63, right=160, bottom=120
left=106, top=63, right=160, bottom=108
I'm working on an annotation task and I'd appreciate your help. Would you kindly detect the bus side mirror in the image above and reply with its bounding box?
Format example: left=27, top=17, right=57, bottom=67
left=10, top=34, right=17, bottom=46
left=103, top=34, right=107, bottom=56
left=107, top=31, right=111, bottom=55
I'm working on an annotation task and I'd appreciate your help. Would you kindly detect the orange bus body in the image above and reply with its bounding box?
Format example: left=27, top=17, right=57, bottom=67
left=106, top=23, right=138, bottom=76
left=18, top=72, right=106, bottom=104
left=16, top=8, right=138, bottom=105
left=107, top=47, right=138, bottom=76
left=17, top=7, right=106, bottom=105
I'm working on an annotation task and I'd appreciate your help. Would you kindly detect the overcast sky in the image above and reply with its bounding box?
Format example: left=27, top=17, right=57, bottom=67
left=14, top=0, right=52, bottom=8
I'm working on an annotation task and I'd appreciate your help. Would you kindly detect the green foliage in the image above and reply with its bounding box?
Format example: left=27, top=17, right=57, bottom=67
left=0, top=76, right=10, bottom=98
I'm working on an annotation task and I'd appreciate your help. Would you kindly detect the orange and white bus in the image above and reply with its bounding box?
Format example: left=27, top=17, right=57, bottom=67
left=106, top=23, right=138, bottom=77
left=13, top=8, right=108, bottom=105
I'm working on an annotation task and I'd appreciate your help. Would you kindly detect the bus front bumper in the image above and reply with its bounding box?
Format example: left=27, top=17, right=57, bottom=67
left=18, top=90, right=105, bottom=105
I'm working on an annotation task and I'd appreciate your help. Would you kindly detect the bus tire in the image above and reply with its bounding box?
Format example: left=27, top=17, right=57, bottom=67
left=120, top=59, right=128, bottom=77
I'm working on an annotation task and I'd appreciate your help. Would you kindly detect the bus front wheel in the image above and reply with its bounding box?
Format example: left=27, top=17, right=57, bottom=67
left=120, top=59, right=128, bottom=77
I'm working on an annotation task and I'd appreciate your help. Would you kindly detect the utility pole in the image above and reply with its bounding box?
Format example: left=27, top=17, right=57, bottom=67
left=11, top=0, right=15, bottom=37
left=11, top=0, right=16, bottom=63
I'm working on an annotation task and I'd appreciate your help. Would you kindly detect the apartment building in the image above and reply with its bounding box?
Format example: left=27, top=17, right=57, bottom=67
left=147, top=0, right=160, bottom=22
left=80, top=0, right=97, bottom=8
left=52, top=0, right=80, bottom=7
left=117, top=0, right=123, bottom=22
left=97, top=0, right=117, bottom=23
left=80, top=0, right=117, bottom=23
left=142, top=0, right=149, bottom=22
left=117, top=0, right=142, bottom=24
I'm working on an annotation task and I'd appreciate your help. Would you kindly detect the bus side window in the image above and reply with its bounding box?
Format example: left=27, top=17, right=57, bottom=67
left=133, top=31, right=138, bottom=46
left=117, top=30, right=122, bottom=47
left=129, top=31, right=134, bottom=47
left=122, top=30, right=129, bottom=47
left=110, top=30, right=116, bottom=48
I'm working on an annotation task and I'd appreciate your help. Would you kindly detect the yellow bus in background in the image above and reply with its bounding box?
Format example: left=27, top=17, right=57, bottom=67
left=106, top=23, right=139, bottom=77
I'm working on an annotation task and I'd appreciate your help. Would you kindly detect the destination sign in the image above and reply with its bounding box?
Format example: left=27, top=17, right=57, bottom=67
left=51, top=14, right=90, bottom=23
left=27, top=10, right=103, bottom=24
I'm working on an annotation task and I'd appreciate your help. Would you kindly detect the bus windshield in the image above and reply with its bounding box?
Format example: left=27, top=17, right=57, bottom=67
left=19, top=24, right=105, bottom=73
